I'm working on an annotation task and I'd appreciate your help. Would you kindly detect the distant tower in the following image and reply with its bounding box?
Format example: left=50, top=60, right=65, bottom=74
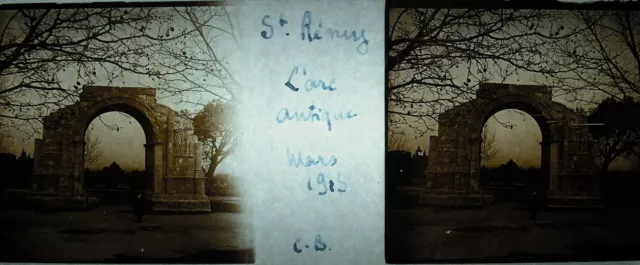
left=414, top=146, right=424, bottom=157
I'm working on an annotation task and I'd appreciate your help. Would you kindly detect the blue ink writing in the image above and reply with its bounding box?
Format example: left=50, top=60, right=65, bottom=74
left=307, top=172, right=347, bottom=194
left=285, top=66, right=337, bottom=92
left=279, top=13, right=288, bottom=27
left=293, top=239, right=302, bottom=253
left=287, top=148, right=337, bottom=168
left=285, top=66, right=305, bottom=92
left=276, top=104, right=358, bottom=131
left=317, top=172, right=328, bottom=195
left=314, top=234, right=328, bottom=251
left=336, top=173, right=347, bottom=192
left=300, top=11, right=369, bottom=55
left=261, top=15, right=273, bottom=39
left=293, top=235, right=330, bottom=253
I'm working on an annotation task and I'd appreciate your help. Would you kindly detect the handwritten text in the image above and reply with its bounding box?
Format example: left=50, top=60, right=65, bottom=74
left=276, top=104, right=357, bottom=131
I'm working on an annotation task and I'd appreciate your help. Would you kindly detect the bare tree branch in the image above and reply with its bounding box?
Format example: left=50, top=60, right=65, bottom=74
left=388, top=131, right=410, bottom=151
left=481, top=123, right=500, bottom=165
left=388, top=8, right=582, bottom=137
left=0, top=7, right=237, bottom=136
left=541, top=10, right=640, bottom=105
left=84, top=125, right=103, bottom=168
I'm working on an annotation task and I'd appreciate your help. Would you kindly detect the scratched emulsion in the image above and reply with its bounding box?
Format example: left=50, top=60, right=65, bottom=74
left=226, top=1, right=384, bottom=264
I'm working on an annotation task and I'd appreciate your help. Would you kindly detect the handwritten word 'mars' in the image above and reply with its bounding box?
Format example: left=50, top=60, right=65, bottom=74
left=300, top=11, right=369, bottom=55
left=287, top=149, right=337, bottom=168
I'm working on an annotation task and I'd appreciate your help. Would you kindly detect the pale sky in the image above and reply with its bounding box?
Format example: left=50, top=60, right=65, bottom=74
left=0, top=7, right=241, bottom=174
left=1, top=7, right=637, bottom=172
left=389, top=8, right=639, bottom=171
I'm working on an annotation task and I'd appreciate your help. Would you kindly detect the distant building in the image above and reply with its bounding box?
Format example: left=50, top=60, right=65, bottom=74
left=410, top=146, right=428, bottom=180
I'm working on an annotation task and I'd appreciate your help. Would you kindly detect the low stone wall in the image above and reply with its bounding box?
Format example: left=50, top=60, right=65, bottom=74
left=209, top=196, right=244, bottom=213
left=547, top=196, right=603, bottom=208
left=419, top=193, right=488, bottom=207
left=25, top=195, right=100, bottom=210
left=150, top=194, right=211, bottom=212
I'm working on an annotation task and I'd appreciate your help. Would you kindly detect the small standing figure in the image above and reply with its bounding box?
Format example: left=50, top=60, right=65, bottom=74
left=528, top=177, right=547, bottom=220
left=134, top=193, right=145, bottom=223
left=529, top=189, right=539, bottom=220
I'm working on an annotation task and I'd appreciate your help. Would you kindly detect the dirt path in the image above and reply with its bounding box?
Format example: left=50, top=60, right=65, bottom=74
left=0, top=204, right=254, bottom=263
left=386, top=202, right=640, bottom=263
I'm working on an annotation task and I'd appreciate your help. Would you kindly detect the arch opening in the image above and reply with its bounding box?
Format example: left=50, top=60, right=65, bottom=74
left=78, top=103, right=157, bottom=200
left=477, top=101, right=552, bottom=141
left=476, top=106, right=549, bottom=203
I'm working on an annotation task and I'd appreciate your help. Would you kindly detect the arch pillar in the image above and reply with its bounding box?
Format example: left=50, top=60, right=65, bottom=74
left=71, top=138, right=86, bottom=196
left=144, top=140, right=165, bottom=194
left=541, top=139, right=561, bottom=196
left=468, top=136, right=482, bottom=195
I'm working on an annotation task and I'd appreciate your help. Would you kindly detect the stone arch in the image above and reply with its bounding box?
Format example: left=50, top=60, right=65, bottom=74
left=74, top=97, right=161, bottom=144
left=71, top=97, right=161, bottom=196
left=423, top=83, right=601, bottom=207
left=472, top=94, right=557, bottom=139
left=29, top=86, right=210, bottom=212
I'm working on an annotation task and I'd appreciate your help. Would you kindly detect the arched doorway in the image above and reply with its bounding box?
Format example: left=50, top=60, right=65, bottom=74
left=479, top=109, right=544, bottom=203
left=83, top=111, right=149, bottom=200
left=77, top=102, right=159, bottom=197
left=423, top=83, right=600, bottom=207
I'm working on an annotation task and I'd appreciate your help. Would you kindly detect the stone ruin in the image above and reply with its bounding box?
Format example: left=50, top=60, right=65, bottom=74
left=424, top=83, right=602, bottom=207
left=28, top=86, right=210, bottom=212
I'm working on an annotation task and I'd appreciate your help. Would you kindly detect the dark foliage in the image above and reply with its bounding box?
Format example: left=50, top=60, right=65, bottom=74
left=479, top=159, right=542, bottom=187
left=0, top=150, right=33, bottom=190
left=588, top=97, right=640, bottom=175
left=598, top=171, right=640, bottom=209
left=84, top=162, right=145, bottom=190
left=387, top=150, right=413, bottom=187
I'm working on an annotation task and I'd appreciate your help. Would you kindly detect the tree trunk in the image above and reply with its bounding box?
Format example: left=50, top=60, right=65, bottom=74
left=599, top=158, right=613, bottom=177
left=206, top=159, right=218, bottom=179
left=596, top=157, right=614, bottom=206
left=204, top=153, right=219, bottom=195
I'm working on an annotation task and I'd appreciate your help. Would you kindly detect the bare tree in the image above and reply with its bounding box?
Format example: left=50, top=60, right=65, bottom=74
left=481, top=123, right=500, bottom=165
left=388, top=8, right=580, bottom=137
left=542, top=10, right=640, bottom=105
left=0, top=6, right=236, bottom=137
left=388, top=131, right=410, bottom=151
left=84, top=126, right=103, bottom=168
left=194, top=100, right=235, bottom=179
left=176, top=100, right=234, bottom=180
